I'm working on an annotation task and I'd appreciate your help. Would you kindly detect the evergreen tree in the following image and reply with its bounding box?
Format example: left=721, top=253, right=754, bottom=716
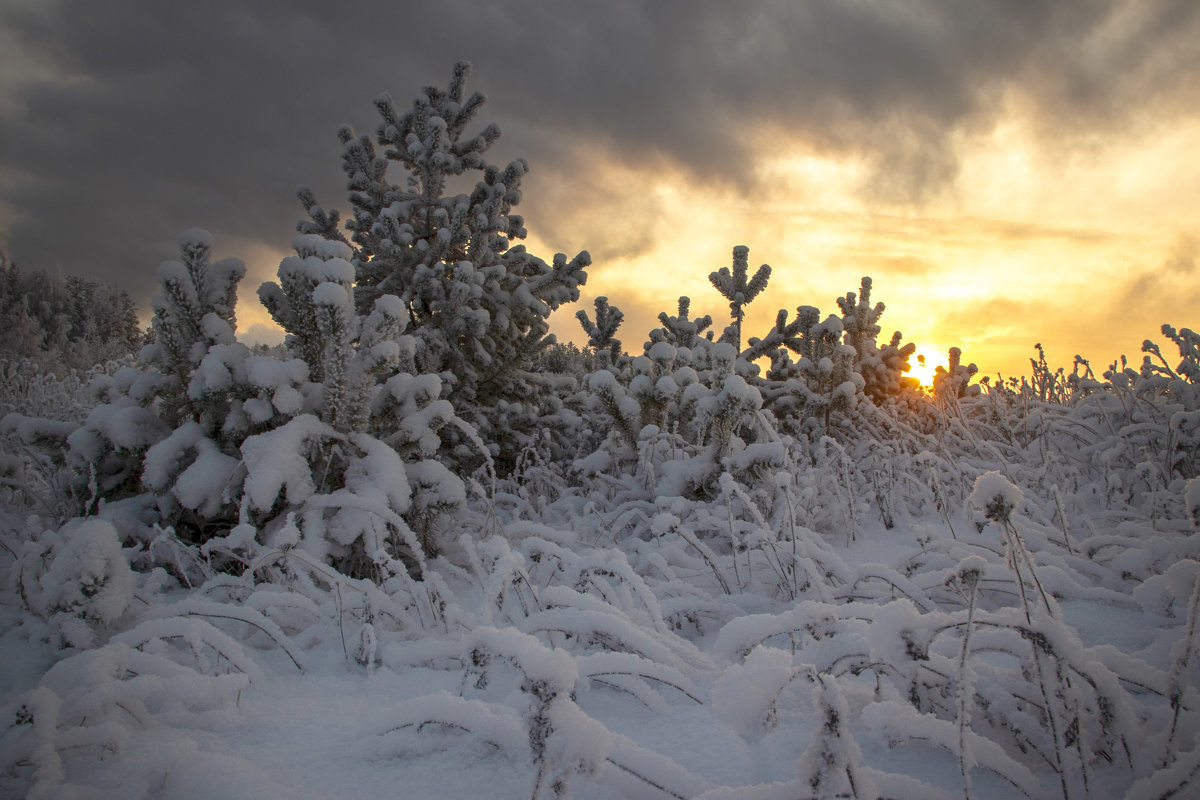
left=647, top=296, right=713, bottom=350
left=576, top=296, right=624, bottom=368
left=933, top=346, right=980, bottom=401
left=141, top=229, right=247, bottom=427
left=757, top=307, right=864, bottom=433
left=836, top=277, right=916, bottom=402
left=295, top=62, right=589, bottom=462
left=709, top=246, right=770, bottom=349
left=40, top=228, right=470, bottom=574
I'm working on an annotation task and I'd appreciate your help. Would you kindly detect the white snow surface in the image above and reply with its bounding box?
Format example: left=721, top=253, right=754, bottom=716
left=3, top=501, right=1193, bottom=800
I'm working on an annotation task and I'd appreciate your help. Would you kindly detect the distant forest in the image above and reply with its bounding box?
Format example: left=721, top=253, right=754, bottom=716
left=0, top=249, right=143, bottom=371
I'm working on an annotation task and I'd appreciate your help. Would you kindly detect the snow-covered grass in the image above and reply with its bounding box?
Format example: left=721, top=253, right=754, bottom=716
left=2, top=467, right=1197, bottom=799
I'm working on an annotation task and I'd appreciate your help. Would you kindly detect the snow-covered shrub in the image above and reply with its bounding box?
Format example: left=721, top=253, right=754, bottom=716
left=9, top=221, right=478, bottom=579
left=574, top=253, right=926, bottom=507
left=577, top=336, right=773, bottom=500
left=142, top=229, right=246, bottom=424
left=1135, top=325, right=1200, bottom=482
left=48, top=230, right=249, bottom=519
left=572, top=252, right=807, bottom=500
left=0, top=358, right=106, bottom=424
left=1, top=412, right=85, bottom=519
left=0, top=642, right=254, bottom=800
left=16, top=517, right=133, bottom=648
left=254, top=234, right=471, bottom=564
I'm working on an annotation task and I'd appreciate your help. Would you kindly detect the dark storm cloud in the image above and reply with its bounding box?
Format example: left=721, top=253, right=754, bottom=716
left=1, top=0, right=1198, bottom=305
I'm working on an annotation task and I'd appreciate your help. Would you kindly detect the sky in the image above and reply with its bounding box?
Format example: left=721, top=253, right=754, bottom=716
left=2, top=0, right=1199, bottom=382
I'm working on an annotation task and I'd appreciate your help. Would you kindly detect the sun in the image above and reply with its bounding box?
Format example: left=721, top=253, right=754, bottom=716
left=907, top=349, right=944, bottom=388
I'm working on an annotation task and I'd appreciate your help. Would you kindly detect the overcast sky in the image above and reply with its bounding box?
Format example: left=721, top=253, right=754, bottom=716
left=2, top=0, right=1199, bottom=378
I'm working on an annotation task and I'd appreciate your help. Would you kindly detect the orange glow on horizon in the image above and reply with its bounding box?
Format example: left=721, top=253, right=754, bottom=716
left=535, top=114, right=1200, bottom=381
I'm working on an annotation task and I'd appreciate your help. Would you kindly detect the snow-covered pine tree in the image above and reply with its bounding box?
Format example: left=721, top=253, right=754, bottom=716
left=7, top=224, right=473, bottom=581
left=576, top=296, right=624, bottom=368
left=141, top=228, right=247, bottom=429
left=256, top=233, right=468, bottom=562
left=575, top=287, right=776, bottom=498
left=47, top=230, right=249, bottom=515
left=646, top=296, right=713, bottom=350
left=837, top=278, right=883, bottom=367
left=745, top=305, right=863, bottom=436
left=836, top=277, right=917, bottom=402
left=295, top=62, right=589, bottom=470
left=709, top=246, right=770, bottom=350
left=933, top=347, right=980, bottom=401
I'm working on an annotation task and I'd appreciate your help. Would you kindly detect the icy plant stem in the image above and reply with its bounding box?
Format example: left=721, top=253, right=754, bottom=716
left=677, top=526, right=731, bottom=595
left=1064, top=672, right=1092, bottom=795
left=839, top=454, right=857, bottom=544
left=756, top=538, right=793, bottom=600
left=957, top=583, right=978, bottom=800
left=928, top=465, right=958, bottom=540
left=1003, top=519, right=1056, bottom=623
left=334, top=577, right=348, bottom=662
left=1163, top=566, right=1200, bottom=767
left=996, top=514, right=1071, bottom=798
left=1005, top=526, right=1035, bottom=625
left=1030, top=633, right=1071, bottom=800
left=1051, top=485, right=1075, bottom=554
left=726, top=505, right=744, bottom=592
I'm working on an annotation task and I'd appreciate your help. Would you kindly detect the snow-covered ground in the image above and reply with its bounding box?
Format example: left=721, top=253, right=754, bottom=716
left=2, top=485, right=1197, bottom=800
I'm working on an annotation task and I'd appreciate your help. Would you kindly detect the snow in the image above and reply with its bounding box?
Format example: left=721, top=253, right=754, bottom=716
left=710, top=644, right=796, bottom=736
left=188, top=343, right=240, bottom=397
left=344, top=432, right=413, bottom=514
left=25, top=518, right=133, bottom=648
left=290, top=234, right=352, bottom=263
left=155, top=258, right=191, bottom=288
left=968, top=470, right=1023, bottom=524
left=177, top=228, right=215, bottom=249
left=170, top=440, right=240, bottom=516
left=310, top=280, right=350, bottom=308
left=142, top=421, right=206, bottom=492
left=71, top=401, right=168, bottom=455
left=25, top=491, right=1157, bottom=799
left=241, top=414, right=338, bottom=511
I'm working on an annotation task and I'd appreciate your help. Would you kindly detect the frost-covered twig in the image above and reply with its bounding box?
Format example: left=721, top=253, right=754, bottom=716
left=1163, top=563, right=1200, bottom=767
